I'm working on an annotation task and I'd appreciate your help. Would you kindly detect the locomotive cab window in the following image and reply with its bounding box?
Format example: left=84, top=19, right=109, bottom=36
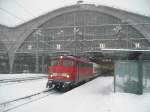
left=50, top=60, right=60, bottom=66
left=63, top=60, right=74, bottom=66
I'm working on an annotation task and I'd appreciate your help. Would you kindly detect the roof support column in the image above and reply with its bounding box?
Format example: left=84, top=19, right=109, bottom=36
left=8, top=51, right=15, bottom=73
left=137, top=54, right=143, bottom=94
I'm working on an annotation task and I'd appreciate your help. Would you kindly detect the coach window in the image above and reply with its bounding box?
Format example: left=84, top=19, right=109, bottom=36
left=79, top=62, right=86, bottom=68
left=63, top=60, right=74, bottom=66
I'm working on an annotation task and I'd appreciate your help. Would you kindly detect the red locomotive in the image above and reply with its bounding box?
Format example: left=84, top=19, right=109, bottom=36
left=46, top=55, right=99, bottom=91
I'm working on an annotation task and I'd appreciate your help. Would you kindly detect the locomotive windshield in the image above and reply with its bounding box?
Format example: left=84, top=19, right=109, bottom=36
left=63, top=60, right=74, bottom=66
left=50, top=60, right=60, bottom=66
left=50, top=59, right=73, bottom=66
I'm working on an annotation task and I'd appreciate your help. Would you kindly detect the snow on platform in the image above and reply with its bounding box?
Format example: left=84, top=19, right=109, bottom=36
left=0, top=76, right=150, bottom=112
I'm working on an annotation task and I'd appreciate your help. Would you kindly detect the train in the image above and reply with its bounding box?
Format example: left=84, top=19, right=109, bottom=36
left=46, top=55, right=99, bottom=91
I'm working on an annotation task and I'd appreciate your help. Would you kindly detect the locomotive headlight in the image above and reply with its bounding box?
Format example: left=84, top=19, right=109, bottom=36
left=50, top=74, right=53, bottom=77
left=61, top=73, right=70, bottom=78
left=66, top=74, right=70, bottom=78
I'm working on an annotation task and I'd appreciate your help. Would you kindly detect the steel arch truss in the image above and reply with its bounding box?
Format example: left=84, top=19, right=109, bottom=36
left=17, top=11, right=149, bottom=56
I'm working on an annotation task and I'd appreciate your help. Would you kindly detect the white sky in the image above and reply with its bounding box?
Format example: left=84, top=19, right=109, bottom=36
left=0, top=0, right=150, bottom=27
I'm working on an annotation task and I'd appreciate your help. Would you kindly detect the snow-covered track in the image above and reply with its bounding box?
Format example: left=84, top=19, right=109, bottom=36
left=0, top=88, right=55, bottom=112
left=0, top=88, right=51, bottom=105
left=0, top=76, right=47, bottom=83
left=0, top=76, right=47, bottom=86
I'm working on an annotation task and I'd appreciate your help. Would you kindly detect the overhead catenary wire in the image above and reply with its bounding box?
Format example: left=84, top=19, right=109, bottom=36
left=0, top=0, right=43, bottom=29
left=0, top=7, right=26, bottom=22
left=14, top=0, right=37, bottom=18
left=0, top=0, right=45, bottom=52
left=0, top=0, right=38, bottom=25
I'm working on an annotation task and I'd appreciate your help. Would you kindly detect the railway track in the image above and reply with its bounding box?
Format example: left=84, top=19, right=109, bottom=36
left=0, top=87, right=55, bottom=112
left=0, top=76, right=47, bottom=83
left=0, top=76, right=47, bottom=86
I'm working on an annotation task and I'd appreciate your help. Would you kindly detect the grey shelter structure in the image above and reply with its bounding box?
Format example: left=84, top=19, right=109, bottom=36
left=0, top=4, right=150, bottom=94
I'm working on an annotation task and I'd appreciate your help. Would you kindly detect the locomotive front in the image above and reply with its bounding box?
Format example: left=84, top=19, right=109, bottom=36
left=46, top=56, right=75, bottom=90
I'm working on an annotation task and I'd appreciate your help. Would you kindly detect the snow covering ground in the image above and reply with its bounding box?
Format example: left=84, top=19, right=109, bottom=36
left=0, top=74, right=150, bottom=112
left=0, top=73, right=47, bottom=80
left=0, top=79, right=47, bottom=104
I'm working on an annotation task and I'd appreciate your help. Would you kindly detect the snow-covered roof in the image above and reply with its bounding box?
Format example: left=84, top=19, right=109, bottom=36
left=0, top=0, right=150, bottom=27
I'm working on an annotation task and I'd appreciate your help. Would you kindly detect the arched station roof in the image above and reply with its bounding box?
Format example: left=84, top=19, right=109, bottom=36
left=0, top=25, right=9, bottom=52
left=1, top=4, right=150, bottom=73
left=9, top=4, right=150, bottom=54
